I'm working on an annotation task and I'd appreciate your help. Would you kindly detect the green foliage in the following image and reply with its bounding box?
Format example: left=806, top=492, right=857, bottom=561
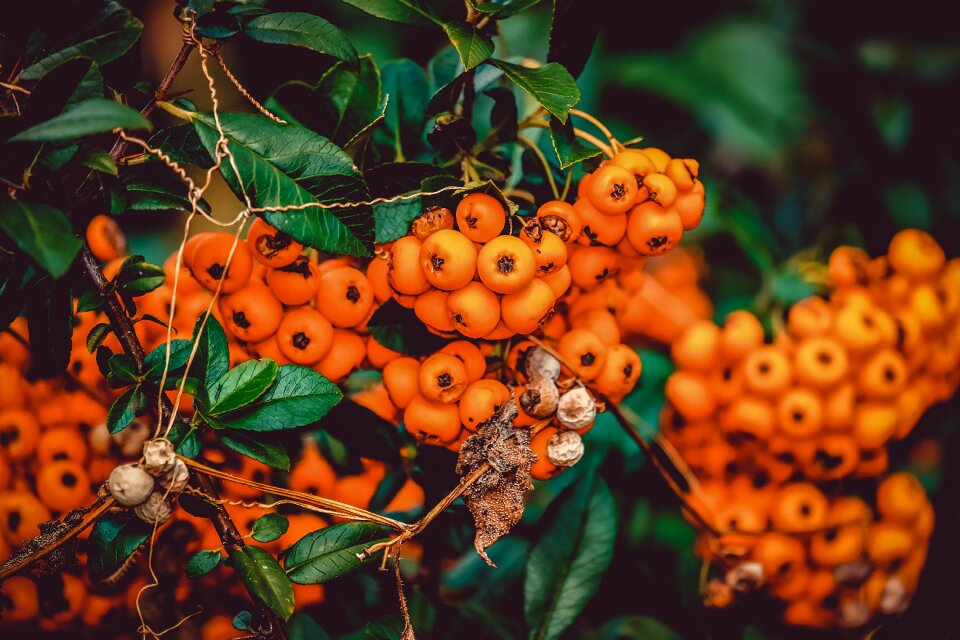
left=443, top=22, right=495, bottom=70
left=87, top=513, right=151, bottom=582
left=107, top=384, right=143, bottom=433
left=231, top=546, right=296, bottom=621
left=244, top=13, right=358, bottom=65
left=283, top=522, right=390, bottom=584
left=251, top=514, right=290, bottom=543
left=9, top=99, right=151, bottom=142
left=186, top=549, right=224, bottom=579
left=490, top=60, right=580, bottom=123
left=205, top=359, right=279, bottom=416
left=0, top=201, right=82, bottom=278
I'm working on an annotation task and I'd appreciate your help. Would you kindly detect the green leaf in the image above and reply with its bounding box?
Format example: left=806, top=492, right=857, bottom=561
left=191, top=112, right=374, bottom=256
left=107, top=385, right=142, bottom=433
left=524, top=476, right=617, bottom=640
left=117, top=257, right=167, bottom=297
left=0, top=201, right=82, bottom=279
left=192, top=314, right=230, bottom=388
left=79, top=147, right=118, bottom=175
left=231, top=546, right=295, bottom=621
left=244, top=13, right=357, bottom=65
left=121, top=171, right=212, bottom=213
left=143, top=340, right=193, bottom=381
left=107, top=354, right=138, bottom=386
left=287, top=613, right=333, bottom=640
left=233, top=611, right=253, bottom=631
left=547, top=0, right=601, bottom=78
left=598, top=616, right=683, bottom=640
left=149, top=124, right=215, bottom=168
left=316, top=398, right=405, bottom=465
left=336, top=0, right=437, bottom=26
left=549, top=116, right=602, bottom=169
left=207, top=359, right=279, bottom=416
left=186, top=549, right=223, bottom=579
left=21, top=2, right=143, bottom=82
left=470, top=0, right=543, bottom=18
left=489, top=59, right=580, bottom=123
left=86, top=322, right=112, bottom=353
left=25, top=281, right=72, bottom=379
left=381, top=59, right=429, bottom=159
left=10, top=99, right=152, bottom=142
left=283, top=522, right=389, bottom=584
left=219, top=429, right=292, bottom=471
left=443, top=22, right=495, bottom=71
left=366, top=298, right=447, bottom=357
left=87, top=513, right=151, bottom=583
left=221, top=365, right=342, bottom=432
left=252, top=514, right=290, bottom=543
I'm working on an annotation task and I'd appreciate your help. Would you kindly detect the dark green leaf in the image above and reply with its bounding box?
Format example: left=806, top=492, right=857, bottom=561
left=366, top=162, right=449, bottom=243
left=548, top=116, right=601, bottom=169
left=244, top=13, right=357, bottom=65
left=547, top=0, right=601, bottom=78
left=366, top=298, right=447, bottom=357
left=25, top=280, right=73, bottom=379
left=443, top=22, right=495, bottom=71
left=381, top=59, right=429, bottom=158
left=373, top=197, right=423, bottom=243
left=252, top=514, right=290, bottom=543
left=489, top=59, right=580, bottom=123
left=207, top=359, right=279, bottom=416
left=87, top=513, right=151, bottom=583
left=86, top=322, right=112, bottom=353
left=317, top=398, right=406, bottom=465
left=283, top=522, right=389, bottom=584
left=221, top=365, right=342, bottom=432
left=336, top=0, right=437, bottom=26
left=121, top=171, right=212, bottom=213
left=0, top=201, right=81, bottom=279
left=219, top=429, right=292, bottom=470
left=21, top=2, right=143, bottom=82
left=186, top=549, right=223, bottom=579
left=191, top=112, right=374, bottom=256
left=471, top=0, right=542, bottom=18
left=231, top=546, right=295, bottom=621
left=69, top=63, right=106, bottom=106
left=107, top=353, right=138, bottom=385
left=76, top=289, right=105, bottom=313
left=11, top=99, right=152, bottom=142
left=286, top=613, right=332, bottom=640
left=107, top=385, right=142, bottom=433
left=143, top=340, right=193, bottom=381
left=78, top=146, right=118, bottom=175
left=149, top=124, right=215, bottom=168
left=598, top=616, right=683, bottom=640
left=117, top=258, right=167, bottom=297
left=524, top=476, right=617, bottom=640
left=487, top=87, right=519, bottom=142
left=192, top=314, right=230, bottom=388
left=233, top=611, right=253, bottom=631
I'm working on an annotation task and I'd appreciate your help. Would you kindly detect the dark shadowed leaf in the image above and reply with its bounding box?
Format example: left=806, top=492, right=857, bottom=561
left=470, top=0, right=542, bottom=18
left=0, top=201, right=81, bottom=278
left=316, top=397, right=406, bottom=465
left=443, top=22, right=494, bottom=70
left=220, top=365, right=342, bottom=432
left=231, top=546, right=295, bottom=621
left=149, top=123, right=215, bottom=168
left=121, top=170, right=212, bottom=213
left=366, top=298, right=448, bottom=356
left=547, top=0, right=601, bottom=78
left=252, top=514, right=290, bottom=543
left=336, top=0, right=437, bottom=26
left=549, top=116, right=602, bottom=168
left=186, top=549, right=223, bottom=579
left=25, top=281, right=72, bottom=379
left=284, top=522, right=389, bottom=584
left=107, top=385, right=142, bottom=433
left=79, top=147, right=118, bottom=175
left=489, top=59, right=580, bottom=123
left=598, top=616, right=683, bottom=640
left=381, top=59, right=429, bottom=158
left=87, top=513, right=151, bottom=582
left=219, top=429, right=292, bottom=470
left=10, top=99, right=151, bottom=142
left=244, top=13, right=357, bottom=65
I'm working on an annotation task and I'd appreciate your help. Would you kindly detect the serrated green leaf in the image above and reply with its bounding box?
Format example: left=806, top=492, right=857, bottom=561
left=336, top=0, right=437, bottom=26
left=107, top=353, right=138, bottom=385
left=207, top=359, right=279, bottom=416
left=470, top=0, right=542, bottom=18
left=381, top=59, right=429, bottom=159
left=121, top=171, right=212, bottom=213
left=191, top=112, right=374, bottom=256
left=11, top=99, right=151, bottom=142
left=283, top=522, right=389, bottom=584
left=524, top=476, right=617, bottom=640
left=186, top=549, right=223, bottom=579
left=219, top=429, right=292, bottom=470
left=245, top=13, right=357, bottom=65
left=148, top=124, right=215, bottom=168
left=443, top=22, right=494, bottom=71
left=231, top=546, right=295, bottom=621
left=21, top=2, right=143, bottom=82
left=107, top=385, right=142, bottom=434
left=86, top=322, right=112, bottom=353
left=117, top=258, right=167, bottom=297
left=87, top=513, right=151, bottom=582
left=489, top=59, right=580, bottom=123
left=252, top=514, right=290, bottom=543
left=220, top=365, right=342, bottom=432
left=79, top=146, right=118, bottom=175
left=143, top=339, right=193, bottom=381
left=0, top=201, right=82, bottom=279
left=190, top=314, right=230, bottom=388
left=548, top=116, right=602, bottom=169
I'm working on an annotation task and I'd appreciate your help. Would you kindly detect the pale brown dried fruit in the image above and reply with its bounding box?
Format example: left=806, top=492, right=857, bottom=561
left=158, top=458, right=189, bottom=493
left=838, top=599, right=870, bottom=628
left=519, top=377, right=560, bottom=418
left=525, top=346, right=561, bottom=381
left=724, top=561, right=764, bottom=592
left=411, top=206, right=454, bottom=240
left=142, top=439, right=176, bottom=476
left=703, top=579, right=734, bottom=608
left=107, top=464, right=155, bottom=507
left=455, top=398, right=534, bottom=566
left=556, top=387, right=596, bottom=430
left=134, top=492, right=172, bottom=525
left=546, top=430, right=583, bottom=467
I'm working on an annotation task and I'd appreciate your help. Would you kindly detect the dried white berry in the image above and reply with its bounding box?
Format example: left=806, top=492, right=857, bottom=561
left=158, top=458, right=190, bottom=493
left=546, top=430, right=583, bottom=467
left=556, top=387, right=596, bottom=430
left=834, top=561, right=872, bottom=586
left=107, top=464, right=155, bottom=507
left=114, top=418, right=151, bottom=457
left=879, top=576, right=909, bottom=614
left=724, top=561, right=764, bottom=592
left=525, top=347, right=561, bottom=381
left=142, top=439, right=176, bottom=476
left=838, top=599, right=870, bottom=628
left=519, top=377, right=560, bottom=418
left=134, top=492, right=172, bottom=525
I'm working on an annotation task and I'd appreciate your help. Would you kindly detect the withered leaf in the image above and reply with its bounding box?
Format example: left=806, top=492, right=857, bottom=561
left=455, top=398, right=535, bottom=566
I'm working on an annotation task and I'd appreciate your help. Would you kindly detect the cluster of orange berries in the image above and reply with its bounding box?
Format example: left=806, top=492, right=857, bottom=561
left=663, top=229, right=960, bottom=485
left=697, top=472, right=934, bottom=629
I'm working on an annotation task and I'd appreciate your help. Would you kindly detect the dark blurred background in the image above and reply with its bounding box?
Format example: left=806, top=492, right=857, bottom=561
left=118, top=1, right=960, bottom=638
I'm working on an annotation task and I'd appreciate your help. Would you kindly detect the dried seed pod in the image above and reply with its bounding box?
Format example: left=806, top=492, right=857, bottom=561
left=546, top=430, right=583, bottom=467
left=834, top=561, right=872, bottom=586
left=724, top=561, right=764, bottom=592
left=519, top=377, right=560, bottom=418
left=114, top=418, right=151, bottom=457
left=134, top=492, right=172, bottom=525
left=703, top=579, right=734, bottom=608
left=107, top=464, right=155, bottom=507
left=158, top=458, right=189, bottom=493
left=142, top=439, right=176, bottom=476
left=556, top=387, right=596, bottom=430
left=838, top=599, right=871, bottom=628
left=879, top=576, right=909, bottom=614
left=411, top=206, right=454, bottom=240
left=525, top=346, right=561, bottom=381
left=89, top=422, right=112, bottom=456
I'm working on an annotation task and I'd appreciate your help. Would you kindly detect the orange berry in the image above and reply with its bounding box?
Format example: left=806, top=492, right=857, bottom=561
left=459, top=379, right=510, bottom=431
left=0, top=491, right=51, bottom=545
left=0, top=408, right=40, bottom=461
left=671, top=320, right=721, bottom=372
left=388, top=235, right=430, bottom=295
left=557, top=328, right=607, bottom=380
left=411, top=206, right=454, bottom=240
left=439, top=340, right=487, bottom=382
left=641, top=173, right=678, bottom=208
left=265, top=255, right=321, bottom=306
left=793, top=336, right=849, bottom=389
left=574, top=198, right=627, bottom=246
left=418, top=353, right=469, bottom=403
left=246, top=217, right=302, bottom=268
left=721, top=310, right=764, bottom=361
left=537, top=200, right=582, bottom=243
left=665, top=371, right=716, bottom=421
left=501, top=279, right=556, bottom=334
left=626, top=201, right=683, bottom=256
left=477, top=235, right=536, bottom=294
left=584, top=165, right=638, bottom=215
left=367, top=254, right=393, bottom=303
left=787, top=297, right=833, bottom=337
left=86, top=214, right=126, bottom=261
left=36, top=461, right=92, bottom=512
left=312, top=329, right=365, bottom=382
left=776, top=387, right=823, bottom=438
left=592, top=344, right=642, bottom=399
left=666, top=158, right=698, bottom=191
left=276, top=307, right=334, bottom=365
left=219, top=282, right=284, bottom=343
left=570, top=308, right=621, bottom=346
left=888, top=229, right=945, bottom=279
left=382, top=357, right=421, bottom=409
left=414, top=289, right=455, bottom=332
left=1, top=575, right=39, bottom=621
left=530, top=427, right=562, bottom=480
left=609, top=149, right=657, bottom=191
left=876, top=471, right=927, bottom=524
left=742, top=346, right=793, bottom=396
left=419, top=229, right=478, bottom=290
left=675, top=180, right=706, bottom=230
left=641, top=147, right=671, bottom=172
left=446, top=282, right=501, bottom=338
left=455, top=193, right=506, bottom=242
left=316, top=266, right=374, bottom=328
left=857, top=348, right=907, bottom=399
left=403, top=394, right=462, bottom=445
left=521, top=223, right=568, bottom=276
left=190, top=232, right=254, bottom=294
left=542, top=264, right=573, bottom=298
left=568, top=245, right=619, bottom=290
